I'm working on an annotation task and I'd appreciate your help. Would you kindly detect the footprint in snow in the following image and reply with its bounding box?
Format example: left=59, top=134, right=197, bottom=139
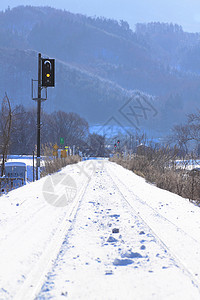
left=139, top=231, right=145, bottom=235
left=107, top=236, right=118, bottom=243
left=140, top=239, right=146, bottom=243
left=113, top=258, right=133, bottom=266
left=121, top=251, right=143, bottom=259
left=112, top=228, right=119, bottom=234
left=105, top=270, right=113, bottom=275
left=110, top=214, right=120, bottom=219
left=140, top=245, right=146, bottom=250
left=61, top=291, right=68, bottom=297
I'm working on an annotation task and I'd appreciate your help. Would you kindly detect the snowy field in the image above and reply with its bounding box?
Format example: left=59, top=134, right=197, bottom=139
left=1, top=160, right=200, bottom=299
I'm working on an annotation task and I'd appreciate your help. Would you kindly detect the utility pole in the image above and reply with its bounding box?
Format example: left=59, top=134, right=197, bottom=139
left=36, top=53, right=42, bottom=180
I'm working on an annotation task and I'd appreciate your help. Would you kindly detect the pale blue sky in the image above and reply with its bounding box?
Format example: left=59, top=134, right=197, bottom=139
left=1, top=0, right=200, bottom=32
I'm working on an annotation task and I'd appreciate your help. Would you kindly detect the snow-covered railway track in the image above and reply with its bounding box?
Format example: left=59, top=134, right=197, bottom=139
left=106, top=163, right=200, bottom=290
left=33, top=161, right=200, bottom=299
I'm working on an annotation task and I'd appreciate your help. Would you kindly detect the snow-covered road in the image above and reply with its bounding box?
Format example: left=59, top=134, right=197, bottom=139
left=1, top=160, right=200, bottom=299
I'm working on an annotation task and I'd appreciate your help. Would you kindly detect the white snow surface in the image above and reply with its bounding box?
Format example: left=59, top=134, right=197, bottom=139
left=1, top=160, right=200, bottom=299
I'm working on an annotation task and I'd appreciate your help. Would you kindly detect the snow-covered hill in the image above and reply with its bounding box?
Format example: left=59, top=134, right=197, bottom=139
left=1, top=160, right=200, bottom=299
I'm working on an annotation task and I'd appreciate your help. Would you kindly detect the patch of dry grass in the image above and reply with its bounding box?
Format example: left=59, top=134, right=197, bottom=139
left=41, top=144, right=81, bottom=177
left=41, top=155, right=81, bottom=177
left=110, top=152, right=200, bottom=204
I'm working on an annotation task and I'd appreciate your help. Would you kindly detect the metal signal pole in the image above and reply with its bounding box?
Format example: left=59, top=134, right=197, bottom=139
left=32, top=53, right=55, bottom=180
left=36, top=53, right=42, bottom=180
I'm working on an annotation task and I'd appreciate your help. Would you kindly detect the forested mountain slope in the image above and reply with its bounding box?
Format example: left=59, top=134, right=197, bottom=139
left=0, top=6, right=200, bottom=135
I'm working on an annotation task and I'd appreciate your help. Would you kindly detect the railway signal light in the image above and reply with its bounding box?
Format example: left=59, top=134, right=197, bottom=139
left=117, top=140, right=120, bottom=144
left=42, top=59, right=55, bottom=87
left=114, top=144, right=117, bottom=148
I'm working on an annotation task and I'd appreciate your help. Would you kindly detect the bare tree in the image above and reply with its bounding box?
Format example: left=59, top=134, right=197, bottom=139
left=0, top=94, right=12, bottom=176
left=169, top=124, right=191, bottom=155
left=42, top=111, right=89, bottom=149
left=10, top=106, right=36, bottom=154
left=187, top=110, right=200, bottom=143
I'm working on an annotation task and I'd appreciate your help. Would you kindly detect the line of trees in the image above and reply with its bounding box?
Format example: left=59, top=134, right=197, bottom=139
left=0, top=96, right=107, bottom=163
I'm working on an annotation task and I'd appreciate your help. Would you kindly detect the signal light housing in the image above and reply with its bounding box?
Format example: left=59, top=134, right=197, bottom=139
left=42, top=59, right=55, bottom=87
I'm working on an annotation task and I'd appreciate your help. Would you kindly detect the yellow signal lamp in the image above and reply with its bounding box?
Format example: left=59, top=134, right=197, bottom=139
left=46, top=73, right=50, bottom=78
